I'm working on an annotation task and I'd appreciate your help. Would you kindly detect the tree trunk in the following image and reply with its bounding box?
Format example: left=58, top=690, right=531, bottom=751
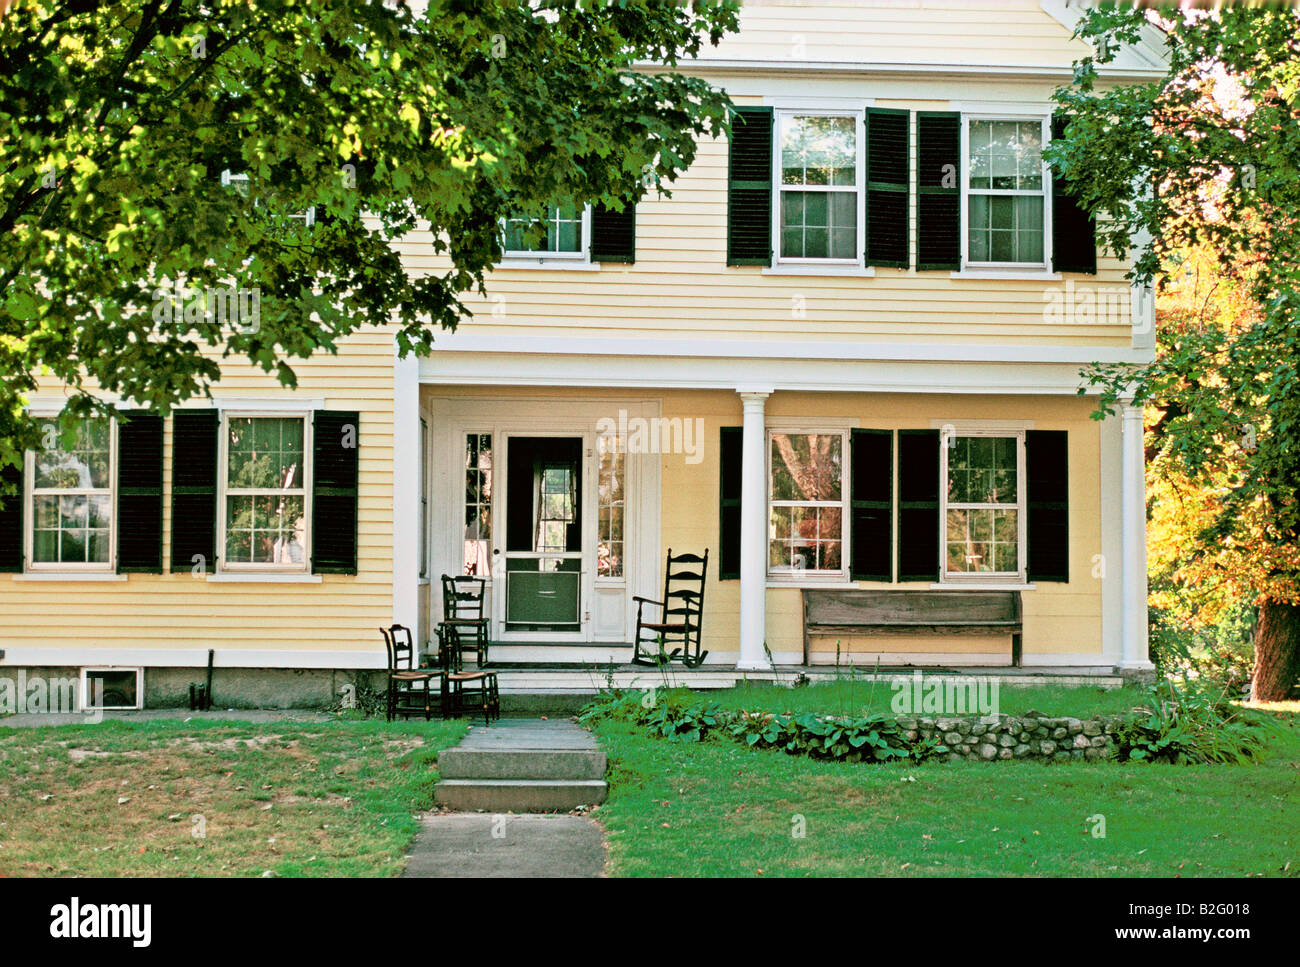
left=1252, top=598, right=1300, bottom=701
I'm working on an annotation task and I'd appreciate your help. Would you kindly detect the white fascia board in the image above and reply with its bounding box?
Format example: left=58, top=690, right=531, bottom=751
left=646, top=59, right=1166, bottom=83
left=0, top=648, right=388, bottom=669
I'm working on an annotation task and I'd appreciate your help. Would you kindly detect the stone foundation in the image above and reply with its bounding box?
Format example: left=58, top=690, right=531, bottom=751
left=897, top=710, right=1124, bottom=762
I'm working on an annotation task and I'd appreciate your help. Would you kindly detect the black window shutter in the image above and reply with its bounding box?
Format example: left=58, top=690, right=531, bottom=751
left=897, top=429, right=940, bottom=581
left=865, top=108, right=910, bottom=268
left=170, top=410, right=219, bottom=574
left=718, top=426, right=742, bottom=580
left=0, top=455, right=23, bottom=572
left=916, top=112, right=961, bottom=271
left=727, top=106, right=773, bottom=265
left=1026, top=429, right=1069, bottom=582
left=1050, top=116, right=1097, bottom=275
left=312, top=410, right=359, bottom=575
left=116, top=412, right=164, bottom=573
left=590, top=202, right=636, bottom=264
left=850, top=429, right=893, bottom=581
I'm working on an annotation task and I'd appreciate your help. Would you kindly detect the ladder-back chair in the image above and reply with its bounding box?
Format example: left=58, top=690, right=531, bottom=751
left=632, top=548, right=709, bottom=667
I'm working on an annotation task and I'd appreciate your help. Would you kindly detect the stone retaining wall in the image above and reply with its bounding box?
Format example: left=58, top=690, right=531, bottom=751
left=897, top=710, right=1125, bottom=762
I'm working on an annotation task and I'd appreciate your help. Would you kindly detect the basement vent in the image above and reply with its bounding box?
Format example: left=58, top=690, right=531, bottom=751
left=80, top=668, right=143, bottom=711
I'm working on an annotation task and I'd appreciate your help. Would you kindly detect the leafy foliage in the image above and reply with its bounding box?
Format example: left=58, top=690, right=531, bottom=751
left=1115, top=678, right=1272, bottom=764
left=0, top=0, right=740, bottom=465
left=726, top=709, right=928, bottom=763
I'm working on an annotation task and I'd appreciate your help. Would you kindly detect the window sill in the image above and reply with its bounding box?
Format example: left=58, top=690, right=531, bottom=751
left=763, top=265, right=876, bottom=278
left=767, top=579, right=856, bottom=589
left=951, top=269, right=1060, bottom=281
left=13, top=572, right=127, bottom=582
left=207, top=572, right=322, bottom=584
left=496, top=259, right=600, bottom=272
left=930, top=582, right=1037, bottom=591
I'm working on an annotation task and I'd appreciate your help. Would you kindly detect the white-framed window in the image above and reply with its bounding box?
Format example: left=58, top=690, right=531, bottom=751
left=767, top=429, right=849, bottom=579
left=940, top=429, right=1027, bottom=583
left=962, top=117, right=1050, bottom=269
left=220, top=169, right=317, bottom=226
left=218, top=412, right=310, bottom=572
left=419, top=417, right=429, bottom=580
left=80, top=667, right=143, bottom=711
left=774, top=111, right=864, bottom=266
left=597, top=433, right=625, bottom=580
left=462, top=432, right=493, bottom=577
left=26, top=415, right=116, bottom=572
left=502, top=204, right=590, bottom=261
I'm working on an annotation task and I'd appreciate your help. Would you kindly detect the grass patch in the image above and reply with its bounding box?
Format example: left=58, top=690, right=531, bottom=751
left=591, top=691, right=1300, bottom=877
left=0, top=716, right=467, bottom=877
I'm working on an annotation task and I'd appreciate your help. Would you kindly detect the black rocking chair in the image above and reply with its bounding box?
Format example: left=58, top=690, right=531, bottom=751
left=436, top=623, right=501, bottom=725
left=440, top=574, right=490, bottom=667
left=382, top=624, right=442, bottom=721
left=632, top=548, right=709, bottom=668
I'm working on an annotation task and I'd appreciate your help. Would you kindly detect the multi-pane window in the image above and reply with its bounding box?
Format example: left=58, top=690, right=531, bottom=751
left=419, top=418, right=429, bottom=580
left=503, top=204, right=586, bottom=258
left=943, top=434, right=1024, bottom=577
left=597, top=435, right=625, bottom=579
left=778, top=114, right=859, bottom=262
left=223, top=416, right=307, bottom=569
left=966, top=120, right=1047, bottom=266
left=535, top=465, right=575, bottom=552
left=768, top=432, right=846, bottom=575
left=463, top=434, right=492, bottom=576
left=29, top=417, right=114, bottom=568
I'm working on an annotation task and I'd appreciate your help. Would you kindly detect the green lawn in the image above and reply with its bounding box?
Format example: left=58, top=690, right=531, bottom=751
left=0, top=716, right=466, bottom=877
left=591, top=686, right=1300, bottom=877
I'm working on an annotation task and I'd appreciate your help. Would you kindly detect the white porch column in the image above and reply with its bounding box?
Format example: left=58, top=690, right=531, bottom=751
left=737, top=389, right=773, bottom=670
left=392, top=351, right=421, bottom=634
left=1119, top=401, right=1153, bottom=671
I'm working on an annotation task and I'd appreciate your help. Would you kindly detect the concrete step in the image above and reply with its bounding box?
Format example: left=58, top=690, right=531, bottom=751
left=435, top=778, right=608, bottom=813
left=439, top=747, right=606, bottom=781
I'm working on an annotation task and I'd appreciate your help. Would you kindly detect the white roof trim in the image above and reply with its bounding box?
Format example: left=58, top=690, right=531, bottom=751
left=1039, top=0, right=1169, bottom=71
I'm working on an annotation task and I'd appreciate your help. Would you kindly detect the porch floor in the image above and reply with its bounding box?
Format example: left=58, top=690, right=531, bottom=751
left=487, top=663, right=1126, bottom=695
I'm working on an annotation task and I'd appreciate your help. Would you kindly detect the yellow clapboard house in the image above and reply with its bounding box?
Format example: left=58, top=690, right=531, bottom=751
left=0, top=0, right=1163, bottom=707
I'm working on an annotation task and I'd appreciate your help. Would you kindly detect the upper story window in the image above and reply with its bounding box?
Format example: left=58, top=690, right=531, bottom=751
left=776, top=113, right=862, bottom=264
left=941, top=432, right=1026, bottom=582
left=27, top=416, right=115, bottom=571
left=964, top=119, right=1048, bottom=268
left=503, top=204, right=590, bottom=261
left=220, top=414, right=309, bottom=571
left=768, top=430, right=847, bottom=578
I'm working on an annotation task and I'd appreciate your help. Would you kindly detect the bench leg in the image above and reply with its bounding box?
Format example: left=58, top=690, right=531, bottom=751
left=1012, top=632, right=1023, bottom=668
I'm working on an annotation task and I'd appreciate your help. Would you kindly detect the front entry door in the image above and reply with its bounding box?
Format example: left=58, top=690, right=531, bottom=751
left=498, top=436, right=588, bottom=638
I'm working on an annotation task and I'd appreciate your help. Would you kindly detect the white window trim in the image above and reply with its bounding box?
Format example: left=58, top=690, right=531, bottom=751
left=24, top=414, right=118, bottom=574
left=595, top=434, right=628, bottom=584
left=961, top=114, right=1052, bottom=272
left=216, top=410, right=312, bottom=574
left=80, top=667, right=143, bottom=711
left=772, top=108, right=866, bottom=269
left=937, top=426, right=1028, bottom=585
left=500, top=204, right=592, bottom=265
left=766, top=427, right=851, bottom=583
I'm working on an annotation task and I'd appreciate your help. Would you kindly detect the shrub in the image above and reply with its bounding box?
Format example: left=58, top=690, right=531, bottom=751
left=728, top=709, right=929, bottom=763
left=1115, top=678, right=1271, bottom=764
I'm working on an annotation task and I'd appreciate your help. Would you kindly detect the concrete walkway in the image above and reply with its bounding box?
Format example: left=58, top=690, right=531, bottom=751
left=405, top=717, right=609, bottom=877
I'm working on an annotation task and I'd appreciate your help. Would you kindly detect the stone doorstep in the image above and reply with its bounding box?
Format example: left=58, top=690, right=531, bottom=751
left=438, top=747, right=607, bottom=781
left=434, top=778, right=608, bottom=813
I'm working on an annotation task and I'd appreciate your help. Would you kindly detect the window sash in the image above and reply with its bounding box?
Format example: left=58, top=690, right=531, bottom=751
left=961, top=116, right=1051, bottom=270
left=502, top=205, right=591, bottom=260
left=939, top=430, right=1027, bottom=582
left=218, top=413, right=311, bottom=572
left=773, top=110, right=865, bottom=267
left=25, top=416, right=116, bottom=572
left=767, top=429, right=849, bottom=578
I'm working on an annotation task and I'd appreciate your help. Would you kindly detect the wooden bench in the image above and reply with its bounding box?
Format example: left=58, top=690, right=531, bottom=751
left=801, top=589, right=1023, bottom=666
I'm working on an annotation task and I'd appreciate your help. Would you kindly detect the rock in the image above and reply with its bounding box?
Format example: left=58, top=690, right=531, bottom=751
left=1013, top=744, right=1032, bottom=758
left=1051, top=726, right=1068, bottom=740
left=998, top=733, right=1017, bottom=748
left=970, top=722, right=987, bottom=737
left=905, top=730, right=919, bottom=742
left=956, top=720, right=972, bottom=736
left=1066, top=718, right=1083, bottom=735
left=1002, top=717, right=1021, bottom=735
left=1082, top=720, right=1102, bottom=736
left=998, top=748, right=1013, bottom=760
left=947, top=753, right=963, bottom=764
left=1039, top=740, right=1056, bottom=756
left=936, top=719, right=958, bottom=733
left=1083, top=748, right=1101, bottom=761
left=1054, top=751, right=1071, bottom=762
left=1072, top=733, right=1091, bottom=750
left=933, top=745, right=950, bottom=755
left=944, top=732, right=963, bottom=746
left=979, top=744, right=998, bottom=760
left=898, top=718, right=918, bottom=731
left=1070, top=749, right=1084, bottom=760
left=1023, top=708, right=1044, bottom=719
left=1090, top=736, right=1108, bottom=748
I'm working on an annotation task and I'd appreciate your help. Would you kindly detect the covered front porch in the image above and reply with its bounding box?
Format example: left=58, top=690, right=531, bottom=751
left=389, top=348, right=1154, bottom=676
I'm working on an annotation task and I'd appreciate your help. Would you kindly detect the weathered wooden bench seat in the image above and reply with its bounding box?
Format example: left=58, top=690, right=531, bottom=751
left=801, top=589, right=1023, bottom=666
